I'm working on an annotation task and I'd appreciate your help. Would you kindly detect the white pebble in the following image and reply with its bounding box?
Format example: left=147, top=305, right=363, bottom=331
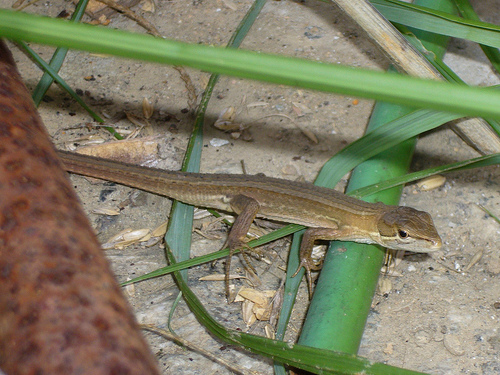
left=210, top=138, right=230, bottom=147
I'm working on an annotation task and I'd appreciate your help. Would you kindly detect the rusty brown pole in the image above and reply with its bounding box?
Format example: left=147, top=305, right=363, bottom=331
left=0, top=40, right=160, bottom=375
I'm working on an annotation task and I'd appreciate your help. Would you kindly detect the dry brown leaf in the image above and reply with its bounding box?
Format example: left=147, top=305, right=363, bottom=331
left=213, top=106, right=245, bottom=132
left=91, top=207, right=121, bottom=216
left=297, top=126, right=319, bottom=144
left=241, top=300, right=256, bottom=326
left=238, top=287, right=268, bottom=305
left=142, top=97, right=154, bottom=119
left=264, top=324, right=275, bottom=339
left=151, top=221, right=168, bottom=237
left=416, top=175, right=446, bottom=191
left=73, top=136, right=162, bottom=165
left=86, top=0, right=109, bottom=13
left=378, top=277, right=392, bottom=295
left=102, top=228, right=151, bottom=249
left=291, top=101, right=312, bottom=117
left=254, top=305, right=272, bottom=321
left=141, top=0, right=155, bottom=12
left=464, top=249, right=483, bottom=272
left=222, top=0, right=237, bottom=10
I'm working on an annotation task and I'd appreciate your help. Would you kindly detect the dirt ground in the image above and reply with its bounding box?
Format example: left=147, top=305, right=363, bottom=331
left=3, top=0, right=500, bottom=373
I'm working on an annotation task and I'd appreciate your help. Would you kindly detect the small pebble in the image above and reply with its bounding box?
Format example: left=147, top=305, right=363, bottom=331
left=304, top=26, right=324, bottom=39
left=414, top=329, right=432, bottom=347
left=443, top=334, right=465, bottom=356
left=209, top=138, right=230, bottom=147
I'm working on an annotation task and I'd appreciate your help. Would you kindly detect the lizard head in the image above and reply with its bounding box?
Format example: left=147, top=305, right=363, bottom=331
left=377, top=206, right=442, bottom=252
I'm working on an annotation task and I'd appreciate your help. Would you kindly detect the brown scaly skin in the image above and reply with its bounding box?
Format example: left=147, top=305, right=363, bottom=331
left=57, top=147, right=442, bottom=299
left=0, top=40, right=160, bottom=375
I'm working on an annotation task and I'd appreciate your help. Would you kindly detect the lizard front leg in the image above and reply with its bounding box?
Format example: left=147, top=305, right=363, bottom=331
left=293, top=226, right=356, bottom=298
left=225, top=194, right=260, bottom=302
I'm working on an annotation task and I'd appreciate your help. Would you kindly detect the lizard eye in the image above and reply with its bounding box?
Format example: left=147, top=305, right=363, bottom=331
left=398, top=230, right=408, bottom=239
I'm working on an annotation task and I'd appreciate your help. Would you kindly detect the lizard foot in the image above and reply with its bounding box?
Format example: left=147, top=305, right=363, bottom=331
left=224, top=239, right=256, bottom=303
left=292, top=256, right=323, bottom=299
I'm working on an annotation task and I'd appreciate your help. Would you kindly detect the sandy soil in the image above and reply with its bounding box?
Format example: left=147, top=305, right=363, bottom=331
left=3, top=0, right=500, bottom=373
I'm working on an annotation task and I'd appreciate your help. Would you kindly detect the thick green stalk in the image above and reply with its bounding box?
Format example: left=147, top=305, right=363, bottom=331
left=298, top=0, right=454, bottom=354
left=299, top=98, right=414, bottom=353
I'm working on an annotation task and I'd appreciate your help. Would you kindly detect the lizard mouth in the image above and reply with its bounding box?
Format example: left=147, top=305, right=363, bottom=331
left=432, top=239, right=442, bottom=249
left=426, top=237, right=442, bottom=251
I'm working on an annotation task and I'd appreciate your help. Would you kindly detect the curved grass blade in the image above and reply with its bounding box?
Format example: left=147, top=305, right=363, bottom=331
left=452, top=0, right=500, bottom=74
left=316, top=109, right=460, bottom=187
left=351, top=153, right=500, bottom=198
left=164, top=243, right=428, bottom=375
left=372, top=0, right=500, bottom=49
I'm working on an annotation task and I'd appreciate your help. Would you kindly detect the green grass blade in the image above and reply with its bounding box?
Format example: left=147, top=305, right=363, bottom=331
left=351, top=153, right=500, bottom=198
left=452, top=0, right=500, bottom=73
left=164, top=244, right=428, bottom=375
left=17, top=42, right=106, bottom=125
left=2, top=10, right=500, bottom=119
left=372, top=0, right=500, bottom=49
left=478, top=205, right=500, bottom=225
left=316, top=109, right=460, bottom=187
left=122, top=223, right=303, bottom=285
left=31, top=0, right=90, bottom=106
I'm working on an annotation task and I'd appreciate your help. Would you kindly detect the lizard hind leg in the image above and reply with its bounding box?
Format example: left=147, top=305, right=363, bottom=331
left=224, top=194, right=261, bottom=303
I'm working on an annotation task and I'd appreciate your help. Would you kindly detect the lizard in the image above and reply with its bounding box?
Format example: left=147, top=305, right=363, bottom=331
left=57, top=150, right=442, bottom=298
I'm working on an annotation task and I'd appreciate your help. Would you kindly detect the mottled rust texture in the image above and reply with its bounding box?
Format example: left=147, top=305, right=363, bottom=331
left=0, top=41, right=160, bottom=374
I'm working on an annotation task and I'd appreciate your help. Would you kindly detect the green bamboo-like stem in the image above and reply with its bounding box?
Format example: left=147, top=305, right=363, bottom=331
left=299, top=99, right=415, bottom=353
left=298, top=0, right=454, bottom=355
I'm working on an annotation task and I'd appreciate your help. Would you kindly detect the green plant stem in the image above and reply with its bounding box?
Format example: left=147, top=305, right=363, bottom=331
left=299, top=92, right=415, bottom=353
left=298, top=0, right=454, bottom=355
